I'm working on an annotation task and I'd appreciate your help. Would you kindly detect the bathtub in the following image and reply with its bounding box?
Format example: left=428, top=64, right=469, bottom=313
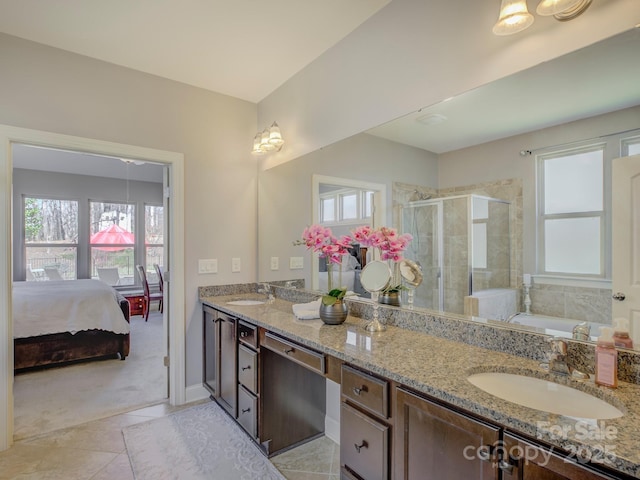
left=506, top=313, right=606, bottom=341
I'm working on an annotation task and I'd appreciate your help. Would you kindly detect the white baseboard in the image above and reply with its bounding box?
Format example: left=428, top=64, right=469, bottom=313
left=325, top=415, right=340, bottom=444
left=185, top=384, right=210, bottom=404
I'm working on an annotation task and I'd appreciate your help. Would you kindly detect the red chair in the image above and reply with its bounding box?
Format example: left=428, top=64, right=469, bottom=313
left=136, top=265, right=163, bottom=321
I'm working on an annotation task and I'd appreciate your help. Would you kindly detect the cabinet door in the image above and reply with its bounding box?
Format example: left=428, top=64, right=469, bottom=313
left=394, top=387, right=500, bottom=480
left=341, top=402, right=389, bottom=480
left=203, top=306, right=220, bottom=397
left=501, top=432, right=623, bottom=480
left=219, top=315, right=237, bottom=417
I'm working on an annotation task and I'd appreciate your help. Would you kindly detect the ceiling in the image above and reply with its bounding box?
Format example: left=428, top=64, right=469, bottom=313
left=0, top=0, right=390, bottom=103
left=367, top=28, right=640, bottom=154
left=3, top=2, right=639, bottom=167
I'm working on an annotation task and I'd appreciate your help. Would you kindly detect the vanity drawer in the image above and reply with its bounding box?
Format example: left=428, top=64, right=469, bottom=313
left=237, top=385, right=258, bottom=439
left=342, top=364, right=389, bottom=418
left=341, top=402, right=389, bottom=480
left=261, top=331, right=325, bottom=375
left=238, top=344, right=258, bottom=393
left=238, top=320, right=258, bottom=349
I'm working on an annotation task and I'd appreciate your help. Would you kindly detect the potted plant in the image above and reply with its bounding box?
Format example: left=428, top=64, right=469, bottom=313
left=300, top=224, right=353, bottom=324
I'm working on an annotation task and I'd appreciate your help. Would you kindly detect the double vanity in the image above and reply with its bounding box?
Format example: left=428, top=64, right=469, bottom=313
left=200, top=287, right=640, bottom=479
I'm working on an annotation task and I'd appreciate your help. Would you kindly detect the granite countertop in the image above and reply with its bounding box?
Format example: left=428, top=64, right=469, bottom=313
left=201, top=293, right=640, bottom=478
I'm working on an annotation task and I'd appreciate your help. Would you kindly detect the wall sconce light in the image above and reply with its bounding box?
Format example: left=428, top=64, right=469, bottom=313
left=493, top=0, right=592, bottom=35
left=252, top=121, right=284, bottom=154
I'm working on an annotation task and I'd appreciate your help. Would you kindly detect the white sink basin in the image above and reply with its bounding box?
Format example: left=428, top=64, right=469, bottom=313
left=467, top=372, right=623, bottom=419
left=226, top=299, right=265, bottom=306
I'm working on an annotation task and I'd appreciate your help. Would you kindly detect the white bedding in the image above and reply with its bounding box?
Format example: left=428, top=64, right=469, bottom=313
left=13, top=279, right=131, bottom=339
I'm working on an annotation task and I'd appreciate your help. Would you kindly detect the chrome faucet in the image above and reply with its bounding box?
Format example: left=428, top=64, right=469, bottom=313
left=545, top=337, right=589, bottom=379
left=572, top=322, right=591, bottom=341
left=505, top=312, right=521, bottom=323
left=258, top=282, right=274, bottom=302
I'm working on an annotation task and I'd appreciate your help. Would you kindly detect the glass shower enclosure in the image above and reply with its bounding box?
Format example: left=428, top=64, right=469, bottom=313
left=401, top=194, right=511, bottom=314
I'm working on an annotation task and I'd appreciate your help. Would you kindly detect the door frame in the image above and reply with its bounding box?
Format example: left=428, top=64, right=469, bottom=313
left=311, top=174, right=386, bottom=291
left=0, top=125, right=186, bottom=451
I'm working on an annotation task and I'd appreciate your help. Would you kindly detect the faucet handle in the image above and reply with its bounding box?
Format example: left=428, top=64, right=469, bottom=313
left=547, top=337, right=567, bottom=355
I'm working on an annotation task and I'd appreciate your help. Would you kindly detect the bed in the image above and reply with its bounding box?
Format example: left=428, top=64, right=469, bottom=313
left=13, top=279, right=131, bottom=371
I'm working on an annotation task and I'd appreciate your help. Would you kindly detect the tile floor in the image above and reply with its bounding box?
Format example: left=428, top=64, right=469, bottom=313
left=0, top=401, right=339, bottom=479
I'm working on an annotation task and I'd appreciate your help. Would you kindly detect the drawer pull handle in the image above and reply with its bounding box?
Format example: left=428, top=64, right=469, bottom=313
left=284, top=348, right=295, bottom=354
left=352, top=385, right=368, bottom=396
left=477, top=446, right=491, bottom=462
left=498, top=460, right=514, bottom=474
left=240, top=331, right=248, bottom=337
left=241, top=407, right=251, bottom=414
left=354, top=440, right=368, bottom=453
left=241, top=365, right=251, bottom=371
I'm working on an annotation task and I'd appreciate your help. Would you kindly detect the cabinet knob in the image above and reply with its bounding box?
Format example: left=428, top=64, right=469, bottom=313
left=498, top=460, right=514, bottom=474
left=352, top=385, right=367, bottom=396
left=242, top=365, right=251, bottom=371
left=477, top=446, right=492, bottom=462
left=284, top=348, right=295, bottom=355
left=240, top=331, right=248, bottom=337
left=241, top=407, right=251, bottom=414
left=354, top=440, right=368, bottom=453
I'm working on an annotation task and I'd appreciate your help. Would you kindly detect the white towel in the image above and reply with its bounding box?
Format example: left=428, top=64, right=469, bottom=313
left=292, top=299, right=321, bottom=320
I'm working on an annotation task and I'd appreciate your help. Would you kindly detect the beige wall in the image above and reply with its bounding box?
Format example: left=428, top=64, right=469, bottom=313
left=259, top=0, right=640, bottom=166
left=0, top=33, right=257, bottom=387
left=258, top=132, right=438, bottom=285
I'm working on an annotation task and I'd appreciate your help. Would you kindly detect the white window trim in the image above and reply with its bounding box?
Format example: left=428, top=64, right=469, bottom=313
left=535, top=142, right=610, bottom=280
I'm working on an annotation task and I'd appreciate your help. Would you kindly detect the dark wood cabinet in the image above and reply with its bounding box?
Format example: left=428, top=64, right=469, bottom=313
left=125, top=294, right=145, bottom=316
left=237, top=321, right=259, bottom=439
left=501, top=432, right=625, bottom=480
left=218, top=312, right=237, bottom=417
left=340, top=364, right=391, bottom=480
left=202, top=305, right=220, bottom=398
left=260, top=330, right=326, bottom=456
left=394, top=386, right=500, bottom=480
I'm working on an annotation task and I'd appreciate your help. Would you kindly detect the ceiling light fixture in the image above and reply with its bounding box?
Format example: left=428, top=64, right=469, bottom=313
left=252, top=121, right=284, bottom=155
left=493, top=0, right=592, bottom=35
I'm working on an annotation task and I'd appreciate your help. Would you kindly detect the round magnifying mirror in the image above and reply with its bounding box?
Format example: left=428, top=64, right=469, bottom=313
left=360, top=260, right=392, bottom=293
left=399, top=259, right=423, bottom=287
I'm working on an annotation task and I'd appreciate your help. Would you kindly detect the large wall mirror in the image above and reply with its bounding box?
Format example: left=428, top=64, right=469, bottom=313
left=258, top=28, right=640, bottom=349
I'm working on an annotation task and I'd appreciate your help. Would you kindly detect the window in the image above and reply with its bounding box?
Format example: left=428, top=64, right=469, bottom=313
left=319, top=187, right=373, bottom=225
left=537, top=146, right=606, bottom=277
left=90, top=201, right=135, bottom=285
left=622, top=136, right=640, bottom=156
left=145, top=204, right=164, bottom=282
left=24, top=197, right=78, bottom=280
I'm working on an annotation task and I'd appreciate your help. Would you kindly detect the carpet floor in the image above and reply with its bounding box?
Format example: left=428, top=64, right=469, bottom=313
left=123, top=401, right=286, bottom=480
left=13, top=311, right=167, bottom=440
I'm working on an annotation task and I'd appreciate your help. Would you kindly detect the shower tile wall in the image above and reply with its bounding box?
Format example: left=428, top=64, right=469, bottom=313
left=395, top=178, right=612, bottom=318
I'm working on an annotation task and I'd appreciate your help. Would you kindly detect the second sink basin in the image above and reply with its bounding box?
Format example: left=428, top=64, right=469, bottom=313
left=467, top=372, right=623, bottom=419
left=226, top=299, right=266, bottom=306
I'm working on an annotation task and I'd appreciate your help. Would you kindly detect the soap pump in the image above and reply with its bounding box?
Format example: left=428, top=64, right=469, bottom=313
left=595, top=326, right=618, bottom=388
left=613, top=318, right=634, bottom=349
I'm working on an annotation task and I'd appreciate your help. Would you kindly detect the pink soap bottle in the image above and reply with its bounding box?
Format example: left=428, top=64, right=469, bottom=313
left=613, top=318, right=634, bottom=349
left=595, top=326, right=618, bottom=389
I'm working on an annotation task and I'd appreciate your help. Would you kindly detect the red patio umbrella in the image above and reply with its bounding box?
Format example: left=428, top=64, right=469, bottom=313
left=90, top=224, right=135, bottom=251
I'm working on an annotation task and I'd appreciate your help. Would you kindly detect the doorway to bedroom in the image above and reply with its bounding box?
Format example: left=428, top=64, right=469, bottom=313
left=9, top=141, right=173, bottom=441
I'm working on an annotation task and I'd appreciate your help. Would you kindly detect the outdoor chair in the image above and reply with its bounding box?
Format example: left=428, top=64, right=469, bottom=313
left=44, top=267, right=64, bottom=281
left=136, top=265, right=163, bottom=321
left=97, top=267, right=121, bottom=286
